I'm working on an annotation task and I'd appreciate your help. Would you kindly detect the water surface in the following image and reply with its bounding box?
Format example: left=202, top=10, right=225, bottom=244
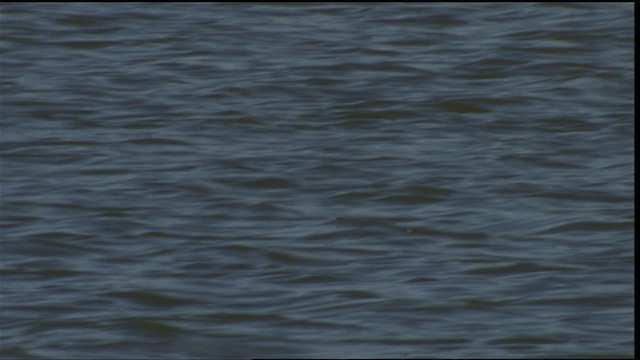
left=0, top=2, right=634, bottom=359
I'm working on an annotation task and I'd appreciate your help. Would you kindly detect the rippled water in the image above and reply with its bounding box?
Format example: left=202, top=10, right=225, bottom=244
left=0, top=3, right=634, bottom=359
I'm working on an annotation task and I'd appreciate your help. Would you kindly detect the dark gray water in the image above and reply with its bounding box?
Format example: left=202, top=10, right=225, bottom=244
left=0, top=2, right=634, bottom=359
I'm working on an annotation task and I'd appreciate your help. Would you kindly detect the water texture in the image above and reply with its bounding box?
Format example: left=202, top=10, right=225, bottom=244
left=0, top=3, right=634, bottom=359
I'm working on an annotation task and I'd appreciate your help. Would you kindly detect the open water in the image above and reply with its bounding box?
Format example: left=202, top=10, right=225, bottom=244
left=0, top=2, right=634, bottom=359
